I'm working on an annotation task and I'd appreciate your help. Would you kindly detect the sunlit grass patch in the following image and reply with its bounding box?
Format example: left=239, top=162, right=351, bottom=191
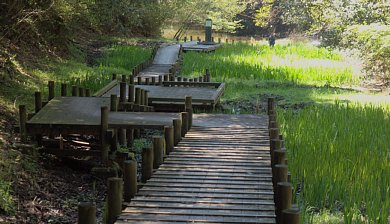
left=278, top=102, right=390, bottom=223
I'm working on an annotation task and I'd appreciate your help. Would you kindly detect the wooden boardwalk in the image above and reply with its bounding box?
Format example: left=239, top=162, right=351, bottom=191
left=182, top=41, right=222, bottom=52
left=116, top=114, right=276, bottom=223
left=26, top=97, right=180, bottom=135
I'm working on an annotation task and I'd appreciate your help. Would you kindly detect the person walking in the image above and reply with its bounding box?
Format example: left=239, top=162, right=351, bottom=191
left=268, top=33, right=276, bottom=47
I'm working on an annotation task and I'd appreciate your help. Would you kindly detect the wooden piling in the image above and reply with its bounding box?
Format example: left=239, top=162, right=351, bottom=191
left=129, top=74, right=134, bottom=85
left=152, top=136, right=164, bottom=169
left=78, top=202, right=96, bottom=224
left=185, top=96, right=193, bottom=129
left=72, top=86, right=78, bottom=96
left=270, top=139, right=282, bottom=167
left=107, top=177, right=123, bottom=224
left=158, top=75, right=163, bottom=85
left=268, top=97, right=276, bottom=115
left=276, top=182, right=292, bottom=224
left=128, top=84, right=134, bottom=103
left=48, top=81, right=55, bottom=101
left=144, top=90, right=149, bottom=106
left=145, top=78, right=150, bottom=85
left=34, top=92, right=42, bottom=113
left=112, top=73, right=117, bottom=80
left=121, top=74, right=127, bottom=83
left=123, top=160, right=137, bottom=202
left=135, top=88, right=141, bottom=105
left=140, top=89, right=145, bottom=105
left=141, top=147, right=153, bottom=183
left=282, top=206, right=300, bottom=224
left=137, top=76, right=142, bottom=85
left=274, top=149, right=286, bottom=165
left=273, top=164, right=288, bottom=188
left=61, top=83, right=67, bottom=96
left=86, top=89, right=91, bottom=97
left=164, top=126, right=174, bottom=155
left=119, top=82, right=127, bottom=103
left=205, top=69, right=210, bottom=82
left=269, top=128, right=279, bottom=140
left=80, top=87, right=87, bottom=97
left=181, top=112, right=189, bottom=137
left=151, top=77, right=156, bottom=85
left=19, top=105, right=27, bottom=143
left=101, top=106, right=109, bottom=165
left=173, top=119, right=182, bottom=146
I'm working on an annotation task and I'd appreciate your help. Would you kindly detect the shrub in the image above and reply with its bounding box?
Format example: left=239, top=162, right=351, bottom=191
left=342, top=23, right=390, bottom=84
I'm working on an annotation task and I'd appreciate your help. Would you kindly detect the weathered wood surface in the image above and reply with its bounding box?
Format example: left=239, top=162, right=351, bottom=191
left=153, top=43, right=180, bottom=65
left=138, top=64, right=172, bottom=78
left=182, top=41, right=222, bottom=52
left=101, top=84, right=224, bottom=105
left=116, top=114, right=275, bottom=223
left=26, top=97, right=179, bottom=134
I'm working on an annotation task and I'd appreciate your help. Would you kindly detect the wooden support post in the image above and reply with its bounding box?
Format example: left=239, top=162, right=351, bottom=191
left=145, top=78, right=150, bottom=85
left=144, top=90, right=149, bottom=106
left=126, top=129, right=134, bottom=147
left=112, top=73, right=117, bottom=80
left=151, top=77, right=156, bottom=85
left=140, top=89, right=145, bottom=105
left=158, top=75, right=163, bottom=85
left=101, top=107, right=109, bottom=165
left=79, top=87, right=85, bottom=97
left=78, top=202, right=96, bottom=224
left=34, top=92, right=42, bottom=113
left=72, top=86, right=78, bottom=96
left=110, top=95, right=118, bottom=112
left=119, top=82, right=127, bottom=104
left=274, top=149, right=286, bottom=165
left=218, top=38, right=221, bottom=43
left=137, top=76, right=142, bottom=85
left=107, top=177, right=123, bottom=224
left=282, top=206, right=300, bottom=224
left=123, top=160, right=137, bottom=202
left=163, top=74, right=168, bottom=82
left=152, top=136, right=164, bottom=169
left=190, top=36, right=193, bottom=41
left=121, top=74, right=127, bottom=83
left=86, top=89, right=91, bottom=97
left=180, top=112, right=189, bottom=137
left=268, top=97, right=276, bottom=115
left=269, top=128, right=279, bottom=140
left=135, top=88, right=141, bottom=105
left=48, top=81, right=55, bottom=101
left=199, top=76, right=203, bottom=82
left=141, top=147, right=153, bottom=183
left=164, top=126, right=174, bottom=155
left=185, top=96, right=193, bottom=129
left=128, top=84, right=134, bottom=103
left=226, top=38, right=228, bottom=43
left=119, top=129, right=126, bottom=147
left=177, top=77, right=182, bottom=82
left=205, top=69, right=210, bottom=82
left=129, top=74, right=134, bottom=85
left=61, top=83, right=67, bottom=96
left=173, top=119, right=181, bottom=146
left=19, top=105, right=27, bottom=143
left=273, top=164, right=288, bottom=189
left=270, top=139, right=282, bottom=167
left=269, top=120, right=277, bottom=129
left=276, top=182, right=292, bottom=224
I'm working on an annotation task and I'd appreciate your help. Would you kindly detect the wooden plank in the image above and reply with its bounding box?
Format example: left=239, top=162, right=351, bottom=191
left=147, top=178, right=272, bottom=185
left=162, top=81, right=222, bottom=88
left=129, top=197, right=275, bottom=206
left=143, top=182, right=273, bottom=190
left=116, top=214, right=275, bottom=223
left=154, top=170, right=272, bottom=178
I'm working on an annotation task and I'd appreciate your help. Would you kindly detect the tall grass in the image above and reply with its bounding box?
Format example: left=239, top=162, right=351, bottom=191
left=278, top=102, right=390, bottom=223
left=31, top=45, right=151, bottom=97
left=181, top=42, right=357, bottom=86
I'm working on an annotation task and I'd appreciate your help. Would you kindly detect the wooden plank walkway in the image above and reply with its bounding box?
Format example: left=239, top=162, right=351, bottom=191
left=26, top=97, right=179, bottom=135
left=182, top=41, right=222, bottom=52
left=153, top=43, right=181, bottom=65
left=116, top=114, right=276, bottom=223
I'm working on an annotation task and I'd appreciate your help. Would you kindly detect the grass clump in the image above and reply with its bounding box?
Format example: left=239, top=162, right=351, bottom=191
left=278, top=102, right=390, bottom=223
left=181, top=42, right=357, bottom=87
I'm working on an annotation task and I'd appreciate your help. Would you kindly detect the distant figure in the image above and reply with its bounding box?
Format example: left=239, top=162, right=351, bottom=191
left=268, top=33, right=276, bottom=47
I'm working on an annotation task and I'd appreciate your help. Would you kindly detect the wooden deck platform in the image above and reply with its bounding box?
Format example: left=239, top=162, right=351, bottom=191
left=182, top=41, right=222, bottom=52
left=116, top=114, right=275, bottom=223
left=138, top=64, right=172, bottom=79
left=153, top=43, right=180, bottom=65
left=98, top=81, right=225, bottom=111
left=26, top=97, right=179, bottom=135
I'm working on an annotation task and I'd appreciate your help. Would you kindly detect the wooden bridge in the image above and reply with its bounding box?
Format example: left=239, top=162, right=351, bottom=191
left=115, top=114, right=276, bottom=223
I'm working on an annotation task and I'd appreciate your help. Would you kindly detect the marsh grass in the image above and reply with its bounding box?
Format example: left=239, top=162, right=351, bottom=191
left=278, top=102, right=390, bottom=223
left=181, top=42, right=356, bottom=86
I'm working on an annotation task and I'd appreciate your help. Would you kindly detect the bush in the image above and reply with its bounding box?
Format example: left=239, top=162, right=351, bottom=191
left=341, top=23, right=390, bottom=83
